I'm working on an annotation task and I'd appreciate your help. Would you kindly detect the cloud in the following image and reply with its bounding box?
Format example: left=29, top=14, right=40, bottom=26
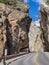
left=34, top=19, right=40, bottom=26
left=24, top=0, right=44, bottom=4
left=35, top=22, right=40, bottom=26
left=32, top=0, right=44, bottom=3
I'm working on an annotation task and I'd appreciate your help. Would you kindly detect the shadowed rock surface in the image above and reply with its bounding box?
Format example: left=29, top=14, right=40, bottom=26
left=0, top=2, right=31, bottom=60
left=7, top=10, right=31, bottom=54
left=40, top=3, right=49, bottom=51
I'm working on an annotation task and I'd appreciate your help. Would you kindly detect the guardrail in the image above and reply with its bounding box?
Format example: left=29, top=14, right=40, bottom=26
left=3, top=52, right=29, bottom=65
left=3, top=52, right=29, bottom=60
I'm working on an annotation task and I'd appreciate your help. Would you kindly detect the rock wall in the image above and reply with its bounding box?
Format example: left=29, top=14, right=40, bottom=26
left=29, top=22, right=44, bottom=52
left=40, top=3, right=49, bottom=51
left=7, top=10, right=31, bottom=54
left=0, top=2, right=31, bottom=59
left=0, top=3, right=6, bottom=60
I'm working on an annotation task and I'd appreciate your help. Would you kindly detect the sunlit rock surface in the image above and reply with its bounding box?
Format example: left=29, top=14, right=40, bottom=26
left=29, top=22, right=44, bottom=52
left=0, top=3, right=6, bottom=60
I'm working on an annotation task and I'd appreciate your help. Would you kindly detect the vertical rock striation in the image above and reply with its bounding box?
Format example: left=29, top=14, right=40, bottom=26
left=29, top=22, right=44, bottom=52
left=7, top=10, right=31, bottom=54
left=40, top=3, right=49, bottom=51
left=0, top=3, right=6, bottom=60
left=0, top=2, right=32, bottom=60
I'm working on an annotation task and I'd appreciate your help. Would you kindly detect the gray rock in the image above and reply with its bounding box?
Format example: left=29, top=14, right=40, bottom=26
left=7, top=10, right=31, bottom=54
left=0, top=2, right=31, bottom=60
left=0, top=3, right=6, bottom=60
left=40, top=3, right=49, bottom=51
left=29, top=22, right=44, bottom=52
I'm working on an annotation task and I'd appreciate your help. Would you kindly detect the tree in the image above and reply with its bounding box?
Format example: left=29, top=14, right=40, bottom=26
left=47, top=0, right=49, bottom=4
left=0, top=0, right=24, bottom=6
left=0, top=0, right=17, bottom=5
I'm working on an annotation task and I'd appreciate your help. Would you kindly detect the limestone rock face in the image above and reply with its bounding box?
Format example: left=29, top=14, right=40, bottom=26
left=0, top=2, right=31, bottom=60
left=0, top=3, right=6, bottom=12
left=16, top=1, right=29, bottom=13
left=7, top=10, right=31, bottom=54
left=0, top=3, right=6, bottom=60
left=29, top=22, right=44, bottom=52
left=40, top=3, right=49, bottom=51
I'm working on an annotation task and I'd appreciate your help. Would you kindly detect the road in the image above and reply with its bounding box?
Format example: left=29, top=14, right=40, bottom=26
left=5, top=52, right=49, bottom=65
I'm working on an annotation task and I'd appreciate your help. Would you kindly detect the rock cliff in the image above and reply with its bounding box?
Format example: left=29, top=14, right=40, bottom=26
left=40, top=3, right=49, bottom=51
left=7, top=10, right=31, bottom=54
left=1, top=2, right=49, bottom=61
left=29, top=22, right=44, bottom=52
left=0, top=2, right=31, bottom=60
left=0, top=3, right=6, bottom=60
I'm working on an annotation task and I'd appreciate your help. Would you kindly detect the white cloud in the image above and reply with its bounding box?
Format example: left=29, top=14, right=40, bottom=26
left=32, top=0, right=44, bottom=3
left=34, top=19, right=40, bottom=26
left=24, top=0, right=44, bottom=3
left=35, top=22, right=40, bottom=26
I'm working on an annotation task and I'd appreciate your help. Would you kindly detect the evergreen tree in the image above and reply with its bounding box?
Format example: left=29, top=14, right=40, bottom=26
left=0, top=0, right=17, bottom=5
left=47, top=0, right=49, bottom=4
left=0, top=0, right=24, bottom=6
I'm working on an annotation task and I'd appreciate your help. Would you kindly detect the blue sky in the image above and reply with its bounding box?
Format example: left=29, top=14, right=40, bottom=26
left=24, top=0, right=43, bottom=24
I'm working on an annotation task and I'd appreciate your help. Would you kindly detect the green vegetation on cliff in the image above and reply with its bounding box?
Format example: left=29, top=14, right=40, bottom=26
left=47, top=0, right=49, bottom=4
left=0, top=0, right=16, bottom=5
left=0, top=0, right=23, bottom=5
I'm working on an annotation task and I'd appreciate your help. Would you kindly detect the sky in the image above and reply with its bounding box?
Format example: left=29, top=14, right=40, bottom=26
left=24, top=0, right=44, bottom=26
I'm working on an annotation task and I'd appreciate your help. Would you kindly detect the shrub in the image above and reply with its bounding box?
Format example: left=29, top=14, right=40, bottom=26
left=0, top=0, right=17, bottom=6
left=47, top=0, right=49, bottom=4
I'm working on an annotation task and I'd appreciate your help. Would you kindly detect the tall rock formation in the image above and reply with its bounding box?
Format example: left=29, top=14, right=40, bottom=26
left=7, top=10, right=31, bottom=54
left=40, top=3, right=49, bottom=51
left=0, top=2, right=31, bottom=60
left=29, top=22, right=44, bottom=52
left=0, top=3, right=6, bottom=60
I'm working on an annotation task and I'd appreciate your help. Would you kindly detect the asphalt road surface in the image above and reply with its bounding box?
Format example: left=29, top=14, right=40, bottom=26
left=6, top=52, right=49, bottom=65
